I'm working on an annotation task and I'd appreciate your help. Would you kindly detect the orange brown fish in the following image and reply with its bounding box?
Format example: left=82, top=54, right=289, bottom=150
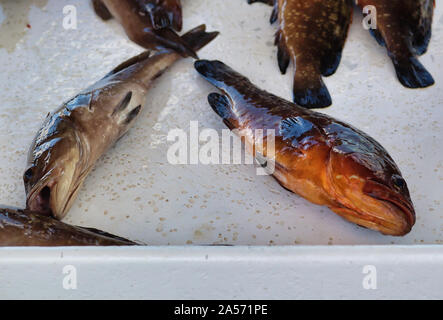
left=195, top=60, right=415, bottom=236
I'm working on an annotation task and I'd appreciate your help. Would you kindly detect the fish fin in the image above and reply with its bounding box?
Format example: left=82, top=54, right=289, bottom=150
left=151, top=28, right=199, bottom=59
left=270, top=5, right=278, bottom=24
left=92, top=0, right=113, bottom=21
left=112, top=92, right=133, bottom=116
left=412, top=29, right=433, bottom=56
left=392, top=57, right=435, bottom=88
left=145, top=0, right=183, bottom=31
left=280, top=117, right=316, bottom=143
left=149, top=7, right=171, bottom=30
left=369, top=29, right=386, bottom=47
left=410, top=4, right=434, bottom=55
left=275, top=30, right=290, bottom=74
left=195, top=60, right=248, bottom=91
left=180, top=24, right=219, bottom=54
left=320, top=51, right=343, bottom=77
left=208, top=93, right=237, bottom=130
left=254, top=151, right=277, bottom=176
left=124, top=105, right=142, bottom=125
left=106, top=51, right=151, bottom=77
left=293, top=75, right=332, bottom=109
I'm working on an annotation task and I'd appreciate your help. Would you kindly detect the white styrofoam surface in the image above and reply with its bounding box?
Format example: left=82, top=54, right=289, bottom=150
left=1, top=246, right=443, bottom=299
left=0, top=0, right=442, bottom=246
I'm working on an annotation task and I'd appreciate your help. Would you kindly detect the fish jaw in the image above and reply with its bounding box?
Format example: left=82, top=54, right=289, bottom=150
left=330, top=180, right=415, bottom=236
left=330, top=204, right=413, bottom=237
left=326, top=155, right=415, bottom=236
left=26, top=143, right=81, bottom=220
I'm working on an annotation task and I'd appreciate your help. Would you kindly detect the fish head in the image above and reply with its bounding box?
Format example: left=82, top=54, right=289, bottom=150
left=326, top=148, right=415, bottom=236
left=24, top=133, right=82, bottom=220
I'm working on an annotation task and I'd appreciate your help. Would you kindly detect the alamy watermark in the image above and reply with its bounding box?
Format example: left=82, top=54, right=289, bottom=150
left=63, top=5, right=77, bottom=30
left=362, top=5, right=377, bottom=30
left=362, top=265, right=377, bottom=290
left=62, top=265, right=77, bottom=290
left=166, top=121, right=276, bottom=176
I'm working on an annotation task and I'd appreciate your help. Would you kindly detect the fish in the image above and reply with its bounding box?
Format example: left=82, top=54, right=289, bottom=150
left=24, top=25, right=218, bottom=219
left=136, top=0, right=183, bottom=31
left=248, top=0, right=353, bottom=109
left=356, top=0, right=435, bottom=88
left=194, top=60, right=415, bottom=236
left=0, top=207, right=136, bottom=246
left=92, top=0, right=194, bottom=58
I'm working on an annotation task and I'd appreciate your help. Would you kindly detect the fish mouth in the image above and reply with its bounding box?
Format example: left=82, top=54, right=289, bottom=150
left=27, top=182, right=54, bottom=217
left=27, top=171, right=87, bottom=220
left=330, top=180, right=416, bottom=236
left=360, top=180, right=416, bottom=236
left=370, top=194, right=415, bottom=229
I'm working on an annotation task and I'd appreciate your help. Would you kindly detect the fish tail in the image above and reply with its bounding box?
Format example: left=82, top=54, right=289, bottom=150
left=154, top=24, right=218, bottom=59
left=293, top=70, right=332, bottom=109
left=180, top=25, right=219, bottom=57
left=153, top=28, right=199, bottom=59
left=392, top=56, right=435, bottom=88
left=194, top=60, right=248, bottom=91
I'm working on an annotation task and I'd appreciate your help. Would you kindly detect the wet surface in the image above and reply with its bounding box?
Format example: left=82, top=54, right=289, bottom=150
left=0, top=0, right=442, bottom=245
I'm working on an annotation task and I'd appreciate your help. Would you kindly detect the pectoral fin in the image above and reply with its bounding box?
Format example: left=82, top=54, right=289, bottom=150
left=208, top=93, right=238, bottom=130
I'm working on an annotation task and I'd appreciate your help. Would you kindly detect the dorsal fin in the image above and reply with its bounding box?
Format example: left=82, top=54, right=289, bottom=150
left=105, top=51, right=151, bottom=77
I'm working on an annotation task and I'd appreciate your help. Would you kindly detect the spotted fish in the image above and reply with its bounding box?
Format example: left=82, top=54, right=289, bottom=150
left=356, top=0, right=435, bottom=88
left=249, top=0, right=353, bottom=108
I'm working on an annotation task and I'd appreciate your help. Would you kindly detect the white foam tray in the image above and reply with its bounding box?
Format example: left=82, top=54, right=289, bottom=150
left=0, top=0, right=442, bottom=299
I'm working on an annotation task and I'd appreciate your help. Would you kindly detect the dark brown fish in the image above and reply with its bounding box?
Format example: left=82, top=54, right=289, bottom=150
left=24, top=25, right=218, bottom=219
left=249, top=0, right=353, bottom=109
left=92, top=0, right=194, bottom=57
left=0, top=207, right=136, bottom=246
left=357, top=0, right=435, bottom=88
left=136, top=0, right=183, bottom=31
left=195, top=60, right=415, bottom=236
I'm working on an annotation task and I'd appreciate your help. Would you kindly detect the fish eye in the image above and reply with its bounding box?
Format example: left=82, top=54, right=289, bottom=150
left=392, top=175, right=406, bottom=190
left=23, top=168, right=33, bottom=182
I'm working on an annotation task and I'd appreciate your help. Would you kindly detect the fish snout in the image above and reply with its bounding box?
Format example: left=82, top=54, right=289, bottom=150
left=26, top=180, right=55, bottom=217
left=25, top=164, right=77, bottom=220
left=362, top=179, right=416, bottom=235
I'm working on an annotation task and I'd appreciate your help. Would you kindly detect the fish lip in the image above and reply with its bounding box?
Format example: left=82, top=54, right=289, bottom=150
left=376, top=196, right=415, bottom=229
left=26, top=177, right=55, bottom=217
left=364, top=190, right=416, bottom=233
left=362, top=179, right=416, bottom=229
